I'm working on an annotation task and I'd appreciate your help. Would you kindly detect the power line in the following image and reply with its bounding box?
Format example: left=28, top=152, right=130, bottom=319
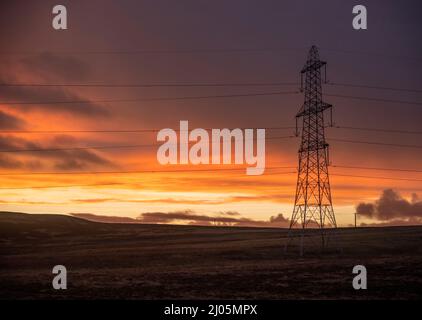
left=0, top=91, right=299, bottom=105
left=1, top=136, right=421, bottom=153
left=332, top=125, right=422, bottom=136
left=0, top=171, right=297, bottom=190
left=0, top=166, right=297, bottom=176
left=2, top=170, right=421, bottom=189
left=332, top=165, right=422, bottom=173
left=264, top=171, right=422, bottom=182
left=1, top=124, right=420, bottom=136
left=0, top=47, right=419, bottom=61
left=1, top=81, right=420, bottom=94
left=0, top=182, right=123, bottom=190
left=1, top=91, right=421, bottom=107
left=0, top=126, right=296, bottom=134
left=327, top=82, right=422, bottom=94
left=0, top=143, right=157, bottom=153
left=0, top=82, right=299, bottom=88
left=321, top=48, right=422, bottom=62
left=0, top=48, right=306, bottom=55
left=330, top=138, right=422, bottom=150
left=1, top=133, right=420, bottom=153
left=1, top=163, right=420, bottom=176
left=326, top=93, right=422, bottom=106
left=330, top=173, right=422, bottom=182
left=0, top=135, right=296, bottom=153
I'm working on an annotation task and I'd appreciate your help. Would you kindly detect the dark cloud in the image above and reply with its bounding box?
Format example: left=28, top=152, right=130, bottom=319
left=0, top=154, right=23, bottom=169
left=19, top=53, right=91, bottom=81
left=0, top=135, right=38, bottom=150
left=70, top=210, right=294, bottom=228
left=0, top=136, right=39, bottom=169
left=355, top=203, right=375, bottom=218
left=137, top=210, right=291, bottom=227
left=70, top=210, right=292, bottom=227
left=0, top=83, right=109, bottom=117
left=0, top=52, right=107, bottom=117
left=0, top=135, right=113, bottom=170
left=218, top=211, right=240, bottom=216
left=51, top=134, right=78, bottom=145
left=0, top=110, right=25, bottom=129
left=356, top=189, right=422, bottom=221
left=0, top=154, right=42, bottom=170
left=269, top=213, right=290, bottom=224
left=53, top=149, right=112, bottom=170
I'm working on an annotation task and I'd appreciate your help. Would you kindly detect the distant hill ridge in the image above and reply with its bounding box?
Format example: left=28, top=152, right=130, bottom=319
left=0, top=211, right=106, bottom=238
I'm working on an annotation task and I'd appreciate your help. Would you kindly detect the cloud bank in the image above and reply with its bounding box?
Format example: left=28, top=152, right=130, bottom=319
left=71, top=211, right=291, bottom=228
left=356, top=189, right=422, bottom=225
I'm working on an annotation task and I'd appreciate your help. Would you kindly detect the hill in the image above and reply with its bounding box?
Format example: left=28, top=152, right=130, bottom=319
left=1, top=212, right=421, bottom=299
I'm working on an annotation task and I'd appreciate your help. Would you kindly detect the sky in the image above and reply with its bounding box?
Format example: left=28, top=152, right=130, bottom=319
left=0, top=0, right=421, bottom=227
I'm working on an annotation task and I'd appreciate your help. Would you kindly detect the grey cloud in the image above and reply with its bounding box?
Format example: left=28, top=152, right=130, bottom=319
left=0, top=52, right=108, bottom=117
left=70, top=211, right=292, bottom=228
left=269, top=213, right=290, bottom=224
left=53, top=149, right=112, bottom=170
left=0, top=110, right=25, bottom=129
left=218, top=211, right=241, bottom=216
left=0, top=84, right=109, bottom=116
left=0, top=135, right=113, bottom=170
left=356, top=189, right=422, bottom=221
left=137, top=210, right=291, bottom=227
left=19, top=52, right=91, bottom=81
left=0, top=154, right=23, bottom=169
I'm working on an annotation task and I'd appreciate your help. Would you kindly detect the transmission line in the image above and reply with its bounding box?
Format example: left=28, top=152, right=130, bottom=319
left=0, top=171, right=297, bottom=190
left=326, top=93, right=422, bottom=106
left=0, top=126, right=296, bottom=134
left=330, top=138, right=422, bottom=149
left=327, top=82, right=422, bottom=94
left=331, top=125, right=422, bottom=136
left=0, top=135, right=296, bottom=153
left=2, top=136, right=420, bottom=153
left=1, top=91, right=421, bottom=107
left=1, top=124, right=421, bottom=136
left=0, top=47, right=419, bottom=61
left=332, top=165, right=422, bottom=173
left=330, top=173, right=422, bottom=182
left=0, top=82, right=298, bottom=88
left=0, top=166, right=297, bottom=176
left=1, top=163, right=420, bottom=176
left=0, top=81, right=420, bottom=94
left=0, top=91, right=299, bottom=105
left=2, top=170, right=420, bottom=189
left=0, top=47, right=305, bottom=55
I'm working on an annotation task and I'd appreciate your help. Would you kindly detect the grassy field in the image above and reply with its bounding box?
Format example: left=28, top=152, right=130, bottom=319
left=1, top=212, right=421, bottom=299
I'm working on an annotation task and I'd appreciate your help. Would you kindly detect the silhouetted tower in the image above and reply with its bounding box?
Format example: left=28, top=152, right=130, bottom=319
left=287, top=45, right=337, bottom=255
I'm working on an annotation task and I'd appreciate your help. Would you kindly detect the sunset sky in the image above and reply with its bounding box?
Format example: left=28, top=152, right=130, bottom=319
left=0, top=0, right=421, bottom=227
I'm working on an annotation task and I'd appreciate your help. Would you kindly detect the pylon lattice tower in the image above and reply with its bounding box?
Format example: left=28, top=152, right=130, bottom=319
left=287, top=45, right=337, bottom=255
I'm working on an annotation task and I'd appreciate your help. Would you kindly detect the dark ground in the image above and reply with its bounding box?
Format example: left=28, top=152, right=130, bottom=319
left=1, top=212, right=421, bottom=299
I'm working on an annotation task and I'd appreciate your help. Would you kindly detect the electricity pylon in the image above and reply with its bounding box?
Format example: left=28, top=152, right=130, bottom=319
left=286, top=45, right=337, bottom=256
